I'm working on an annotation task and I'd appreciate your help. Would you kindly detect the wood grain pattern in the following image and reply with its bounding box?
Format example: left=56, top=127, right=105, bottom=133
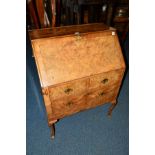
left=50, top=93, right=87, bottom=119
left=49, top=78, right=87, bottom=100
left=86, top=88, right=117, bottom=108
left=48, top=85, right=119, bottom=121
left=31, top=41, right=49, bottom=87
left=42, top=87, right=52, bottom=115
left=29, top=23, right=109, bottom=40
left=89, top=69, right=124, bottom=90
left=31, top=30, right=125, bottom=88
left=29, top=24, right=126, bottom=134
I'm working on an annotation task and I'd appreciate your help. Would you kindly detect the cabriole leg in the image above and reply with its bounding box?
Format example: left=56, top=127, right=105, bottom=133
left=107, top=100, right=117, bottom=117
left=49, top=119, right=57, bottom=140
left=51, top=124, right=55, bottom=139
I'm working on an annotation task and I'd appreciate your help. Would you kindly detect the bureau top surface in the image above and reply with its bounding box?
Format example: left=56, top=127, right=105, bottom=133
left=30, top=24, right=125, bottom=88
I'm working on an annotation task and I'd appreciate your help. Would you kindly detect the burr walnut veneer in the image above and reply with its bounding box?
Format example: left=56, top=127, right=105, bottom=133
left=29, top=23, right=126, bottom=139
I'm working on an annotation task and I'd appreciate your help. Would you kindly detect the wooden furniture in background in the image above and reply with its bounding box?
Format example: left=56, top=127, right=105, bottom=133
left=26, top=0, right=129, bottom=41
left=113, top=5, right=129, bottom=41
left=27, top=0, right=39, bottom=29
left=51, top=0, right=56, bottom=27
left=35, top=0, right=45, bottom=28
left=29, top=23, right=126, bottom=139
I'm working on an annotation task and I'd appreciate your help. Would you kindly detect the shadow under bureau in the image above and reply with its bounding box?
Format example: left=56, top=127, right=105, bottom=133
left=29, top=23, right=126, bottom=139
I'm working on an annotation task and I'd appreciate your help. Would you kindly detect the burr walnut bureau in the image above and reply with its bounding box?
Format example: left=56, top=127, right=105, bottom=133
left=29, top=23, right=126, bottom=139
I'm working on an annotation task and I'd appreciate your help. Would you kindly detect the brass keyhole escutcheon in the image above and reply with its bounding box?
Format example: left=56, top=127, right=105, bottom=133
left=75, top=32, right=81, bottom=41
left=101, top=78, right=108, bottom=84
left=66, top=101, right=73, bottom=107
left=41, top=89, right=48, bottom=95
left=64, top=88, right=73, bottom=94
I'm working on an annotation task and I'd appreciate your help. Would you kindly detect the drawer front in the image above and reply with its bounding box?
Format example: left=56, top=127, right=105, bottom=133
left=51, top=94, right=87, bottom=119
left=86, top=86, right=118, bottom=108
left=89, top=70, right=123, bottom=90
left=49, top=79, right=87, bottom=100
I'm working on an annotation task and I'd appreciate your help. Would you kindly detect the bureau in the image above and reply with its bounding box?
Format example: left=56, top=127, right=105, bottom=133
left=29, top=23, right=126, bottom=139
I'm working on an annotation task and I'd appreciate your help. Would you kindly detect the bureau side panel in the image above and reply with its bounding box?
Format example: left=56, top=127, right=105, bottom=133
left=41, top=88, right=53, bottom=124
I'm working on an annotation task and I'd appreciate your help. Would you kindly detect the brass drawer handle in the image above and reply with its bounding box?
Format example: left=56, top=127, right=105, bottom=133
left=101, top=78, right=108, bottom=84
left=66, top=101, right=74, bottom=107
left=64, top=88, right=73, bottom=94
left=99, top=91, right=105, bottom=96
